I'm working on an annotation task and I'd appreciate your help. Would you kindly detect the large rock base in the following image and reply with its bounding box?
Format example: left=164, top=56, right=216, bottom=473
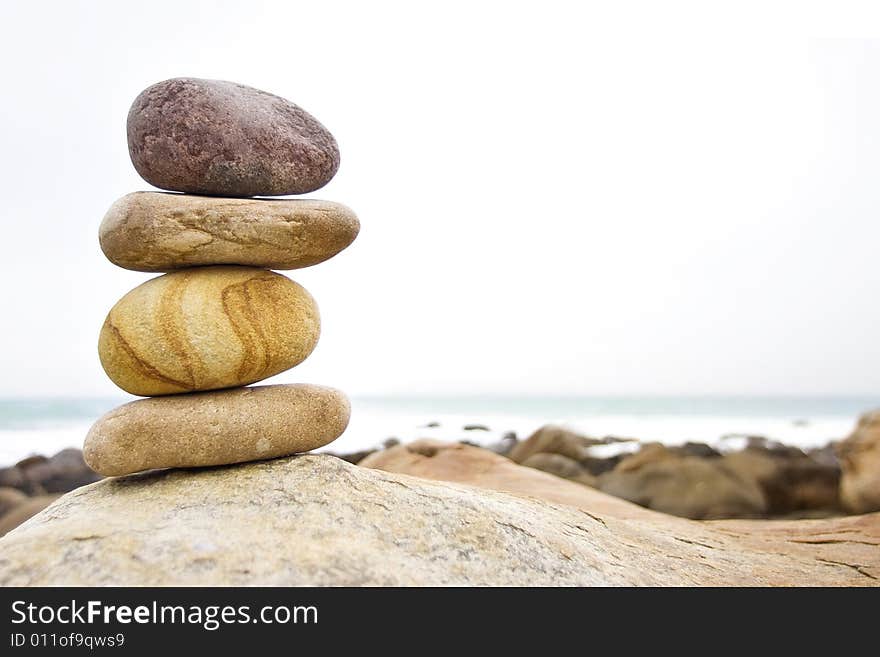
left=0, top=454, right=876, bottom=586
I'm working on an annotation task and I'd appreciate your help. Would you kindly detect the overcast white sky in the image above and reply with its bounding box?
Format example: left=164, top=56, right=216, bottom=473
left=1, top=1, right=879, bottom=398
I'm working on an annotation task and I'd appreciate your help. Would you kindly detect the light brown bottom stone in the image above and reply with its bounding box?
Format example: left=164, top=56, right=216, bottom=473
left=84, top=384, right=350, bottom=476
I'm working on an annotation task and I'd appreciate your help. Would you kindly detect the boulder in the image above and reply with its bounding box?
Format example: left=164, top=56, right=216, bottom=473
left=0, top=463, right=31, bottom=493
left=0, top=495, right=58, bottom=537
left=598, top=445, right=768, bottom=520
left=521, top=453, right=597, bottom=487
left=0, top=487, right=27, bottom=516
left=722, top=446, right=840, bottom=515
left=836, top=410, right=880, bottom=514
left=679, top=442, right=722, bottom=458
left=508, top=425, right=602, bottom=464
left=0, top=449, right=101, bottom=495
left=483, top=432, right=518, bottom=456
left=2, top=454, right=877, bottom=585
left=611, top=442, right=678, bottom=472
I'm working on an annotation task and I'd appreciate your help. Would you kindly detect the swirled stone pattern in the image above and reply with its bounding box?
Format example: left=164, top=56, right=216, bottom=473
left=98, top=266, right=319, bottom=396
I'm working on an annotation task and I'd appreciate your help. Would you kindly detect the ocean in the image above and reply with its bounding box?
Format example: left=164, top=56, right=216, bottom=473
left=0, top=395, right=876, bottom=466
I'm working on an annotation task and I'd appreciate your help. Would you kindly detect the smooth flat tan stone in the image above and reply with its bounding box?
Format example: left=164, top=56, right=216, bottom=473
left=99, top=266, right=319, bottom=396
left=84, top=384, right=350, bottom=476
left=100, top=192, right=359, bottom=272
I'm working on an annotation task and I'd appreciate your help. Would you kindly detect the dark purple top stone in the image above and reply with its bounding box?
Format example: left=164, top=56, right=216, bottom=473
left=127, top=78, right=340, bottom=197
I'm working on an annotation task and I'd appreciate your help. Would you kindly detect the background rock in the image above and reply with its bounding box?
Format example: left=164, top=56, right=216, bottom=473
left=836, top=409, right=880, bottom=514
left=0, top=495, right=58, bottom=537
left=0, top=488, right=27, bottom=516
left=521, top=452, right=597, bottom=487
left=597, top=448, right=768, bottom=520
left=0, top=448, right=100, bottom=495
left=509, top=425, right=603, bottom=463
left=721, top=446, right=840, bottom=515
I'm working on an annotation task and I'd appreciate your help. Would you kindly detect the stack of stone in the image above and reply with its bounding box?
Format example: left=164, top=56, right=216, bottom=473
left=84, top=78, right=358, bottom=477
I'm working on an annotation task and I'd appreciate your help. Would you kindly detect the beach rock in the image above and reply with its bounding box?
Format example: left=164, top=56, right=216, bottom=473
left=0, top=488, right=27, bottom=516
left=485, top=432, right=518, bottom=456
left=722, top=446, right=841, bottom=515
left=808, top=443, right=840, bottom=468
left=361, top=439, right=649, bottom=520
left=128, top=78, right=339, bottom=197
left=1, top=454, right=877, bottom=586
left=100, top=192, right=359, bottom=272
left=521, top=453, right=597, bottom=486
left=597, top=445, right=767, bottom=519
left=508, top=425, right=602, bottom=464
left=99, top=266, right=319, bottom=396
left=20, top=448, right=101, bottom=494
left=84, top=384, right=349, bottom=476
left=0, top=495, right=58, bottom=537
left=580, top=452, right=627, bottom=476
left=0, top=465, right=27, bottom=492
left=836, top=409, right=880, bottom=514
left=610, top=442, right=676, bottom=471
left=679, top=442, right=722, bottom=458
left=0, top=449, right=101, bottom=495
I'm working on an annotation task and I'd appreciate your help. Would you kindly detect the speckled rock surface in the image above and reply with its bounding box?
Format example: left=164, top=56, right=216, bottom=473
left=0, top=455, right=876, bottom=586
left=98, top=266, right=319, bottom=396
left=84, top=384, right=350, bottom=476
left=127, top=78, right=339, bottom=196
left=100, top=192, right=359, bottom=272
